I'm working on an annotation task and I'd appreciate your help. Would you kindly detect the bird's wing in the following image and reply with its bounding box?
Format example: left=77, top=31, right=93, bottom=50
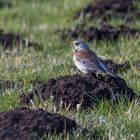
left=95, top=57, right=110, bottom=72
left=75, top=50, right=119, bottom=78
left=96, top=57, right=120, bottom=78
left=86, top=54, right=108, bottom=73
left=75, top=51, right=104, bottom=72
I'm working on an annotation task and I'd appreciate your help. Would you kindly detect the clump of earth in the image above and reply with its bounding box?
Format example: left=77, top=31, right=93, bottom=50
left=0, top=107, right=78, bottom=140
left=20, top=73, right=137, bottom=109
left=57, top=0, right=140, bottom=42
left=74, top=0, right=140, bottom=22
left=57, top=23, right=140, bottom=42
left=0, top=29, right=42, bottom=49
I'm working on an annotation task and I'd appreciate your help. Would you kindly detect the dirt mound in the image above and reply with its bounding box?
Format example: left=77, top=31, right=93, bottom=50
left=20, top=74, right=137, bottom=109
left=103, top=59, right=130, bottom=73
left=57, top=0, right=140, bottom=42
left=0, top=107, right=77, bottom=140
left=74, top=0, right=139, bottom=22
left=58, top=23, right=140, bottom=42
left=0, top=30, right=42, bottom=50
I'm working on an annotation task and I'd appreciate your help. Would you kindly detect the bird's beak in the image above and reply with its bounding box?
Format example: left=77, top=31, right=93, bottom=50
left=70, top=41, right=74, bottom=46
left=70, top=41, right=75, bottom=52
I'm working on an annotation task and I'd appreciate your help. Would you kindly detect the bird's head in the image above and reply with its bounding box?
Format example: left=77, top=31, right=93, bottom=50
left=70, top=40, right=89, bottom=52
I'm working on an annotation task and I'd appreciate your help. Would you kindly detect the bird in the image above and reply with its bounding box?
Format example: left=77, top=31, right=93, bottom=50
left=70, top=40, right=120, bottom=78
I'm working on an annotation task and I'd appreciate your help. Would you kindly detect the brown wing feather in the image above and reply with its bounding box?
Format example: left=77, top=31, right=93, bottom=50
left=74, top=50, right=102, bottom=72
left=74, top=49, right=119, bottom=78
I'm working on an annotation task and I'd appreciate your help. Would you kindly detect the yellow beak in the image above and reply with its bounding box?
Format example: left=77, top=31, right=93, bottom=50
left=70, top=41, right=74, bottom=45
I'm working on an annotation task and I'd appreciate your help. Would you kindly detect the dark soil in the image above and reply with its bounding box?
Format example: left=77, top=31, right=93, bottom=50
left=58, top=0, right=140, bottom=42
left=58, top=23, right=140, bottom=42
left=0, top=107, right=77, bottom=140
left=0, top=59, right=130, bottom=90
left=0, top=29, right=42, bottom=50
left=74, top=0, right=140, bottom=22
left=103, top=59, right=130, bottom=73
left=20, top=74, right=137, bottom=109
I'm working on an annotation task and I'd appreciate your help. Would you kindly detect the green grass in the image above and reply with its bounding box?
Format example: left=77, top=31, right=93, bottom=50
left=0, top=0, right=140, bottom=139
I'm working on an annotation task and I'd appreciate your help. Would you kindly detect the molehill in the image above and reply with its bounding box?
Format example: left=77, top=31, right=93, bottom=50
left=20, top=73, right=137, bottom=109
left=0, top=107, right=77, bottom=140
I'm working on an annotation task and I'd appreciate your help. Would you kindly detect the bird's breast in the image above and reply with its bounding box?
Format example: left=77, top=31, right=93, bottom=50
left=73, top=55, right=87, bottom=73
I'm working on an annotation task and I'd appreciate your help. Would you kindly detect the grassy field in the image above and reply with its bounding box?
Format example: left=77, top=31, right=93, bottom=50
left=0, top=0, right=140, bottom=139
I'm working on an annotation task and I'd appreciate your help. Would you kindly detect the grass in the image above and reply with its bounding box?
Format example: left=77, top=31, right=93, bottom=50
left=0, top=0, right=140, bottom=139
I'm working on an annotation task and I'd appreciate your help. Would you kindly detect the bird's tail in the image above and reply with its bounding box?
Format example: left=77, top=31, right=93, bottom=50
left=97, top=57, right=120, bottom=78
left=106, top=69, right=120, bottom=78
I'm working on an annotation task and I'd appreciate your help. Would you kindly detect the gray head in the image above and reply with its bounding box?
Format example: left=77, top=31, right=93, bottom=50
left=70, top=40, right=89, bottom=52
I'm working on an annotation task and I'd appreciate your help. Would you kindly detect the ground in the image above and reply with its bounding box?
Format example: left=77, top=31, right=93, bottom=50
left=0, top=0, right=140, bottom=140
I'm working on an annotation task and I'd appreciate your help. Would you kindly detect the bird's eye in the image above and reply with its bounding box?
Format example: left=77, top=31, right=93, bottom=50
left=75, top=42, right=80, bottom=46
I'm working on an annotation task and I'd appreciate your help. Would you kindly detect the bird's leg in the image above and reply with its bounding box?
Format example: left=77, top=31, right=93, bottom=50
left=95, top=71, right=100, bottom=77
